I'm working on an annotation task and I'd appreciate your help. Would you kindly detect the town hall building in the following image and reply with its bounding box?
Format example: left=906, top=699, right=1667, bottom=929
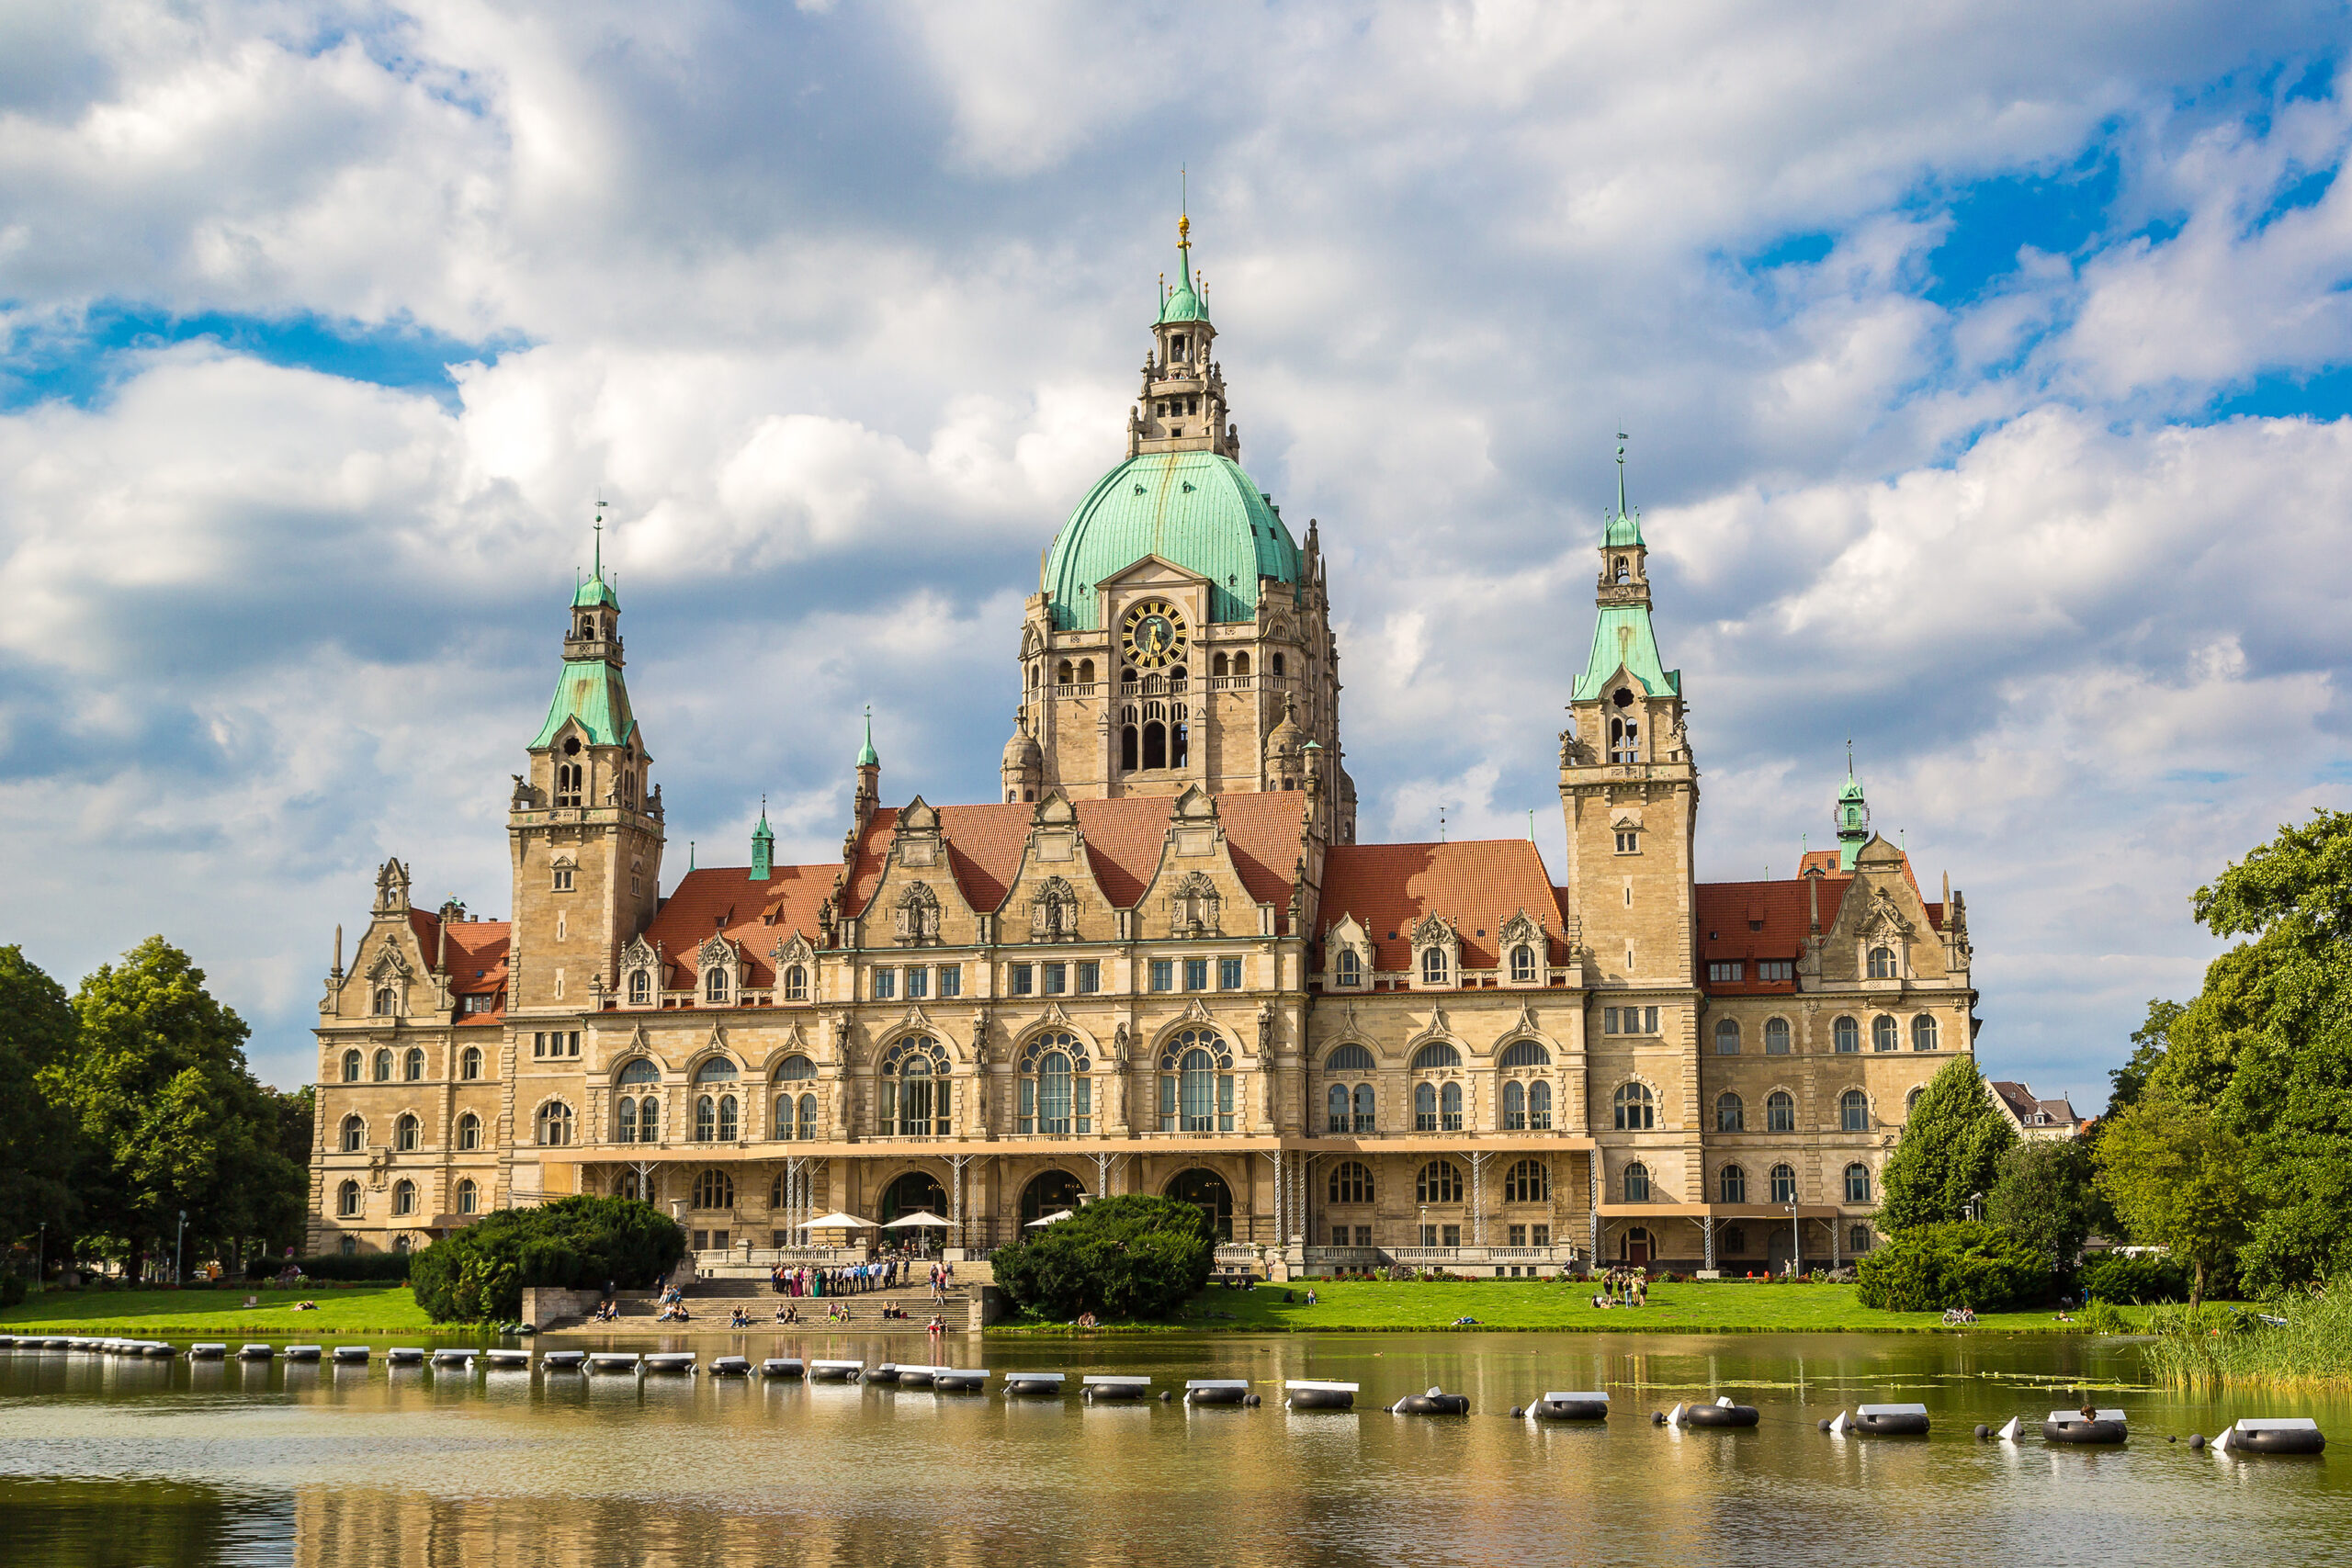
left=309, top=216, right=1977, bottom=1277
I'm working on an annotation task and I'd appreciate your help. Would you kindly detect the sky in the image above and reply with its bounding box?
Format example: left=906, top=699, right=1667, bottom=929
left=4, top=1, right=2350, bottom=1111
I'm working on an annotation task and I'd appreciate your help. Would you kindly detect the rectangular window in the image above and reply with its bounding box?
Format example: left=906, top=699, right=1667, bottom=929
left=1758, top=960, right=1794, bottom=982
left=1708, top=962, right=1744, bottom=983
left=1420, top=1224, right=1439, bottom=1247
left=1354, top=1225, right=1372, bottom=1247
left=533, top=1032, right=546, bottom=1058
left=568, top=1032, right=580, bottom=1057
left=1441, top=1224, right=1462, bottom=1247
left=712, top=1230, right=728, bottom=1251
left=1615, top=830, right=1639, bottom=853
left=1603, top=1008, right=1619, bottom=1035
left=906, top=966, right=928, bottom=1000
left=1332, top=1224, right=1350, bottom=1247
left=1532, top=1224, right=1550, bottom=1247
left=873, top=968, right=895, bottom=1001
left=1150, top=959, right=1173, bottom=992
left=1184, top=958, right=1209, bottom=991
left=1043, top=963, right=1066, bottom=996
left=1159, top=1074, right=1176, bottom=1132
left=552, top=867, right=574, bottom=892
left=692, top=1230, right=708, bottom=1251
left=1076, top=961, right=1100, bottom=994
left=1217, top=1073, right=1235, bottom=1133
left=1508, top=1224, right=1527, bottom=1247
left=1219, top=957, right=1243, bottom=990
left=938, top=964, right=961, bottom=998
left=1009, top=964, right=1033, bottom=997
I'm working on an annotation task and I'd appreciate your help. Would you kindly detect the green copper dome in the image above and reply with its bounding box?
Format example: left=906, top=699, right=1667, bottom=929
left=1042, top=450, right=1301, bottom=630
left=573, top=572, right=617, bottom=609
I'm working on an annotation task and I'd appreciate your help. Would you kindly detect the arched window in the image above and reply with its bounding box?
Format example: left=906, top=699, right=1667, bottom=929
left=1716, top=1092, right=1744, bottom=1133
left=1421, top=946, right=1449, bottom=986
left=1868, top=945, right=1897, bottom=979
left=1770, top=1164, right=1798, bottom=1203
left=340, top=1114, right=366, bottom=1153
left=695, top=1096, right=716, bottom=1141
left=1158, top=1030, right=1233, bottom=1133
left=457, top=1179, right=478, bottom=1214
left=1411, top=1042, right=1462, bottom=1071
left=775, top=1054, right=816, bottom=1082
left=1529, top=1081, right=1552, bottom=1128
left=1335, top=949, right=1363, bottom=987
left=1613, top=1082, right=1655, bottom=1131
left=448, top=1111, right=476, bottom=1151
left=694, top=1168, right=735, bottom=1211
left=1326, top=1081, right=1350, bottom=1134
left=1212, top=652, right=1228, bottom=677
left=693, top=1059, right=734, bottom=1142
left=883, top=1037, right=950, bottom=1136
left=1714, top=1018, right=1740, bottom=1054
left=705, top=966, right=729, bottom=1004
left=1905, top=1085, right=1926, bottom=1115
left=1502, top=1159, right=1549, bottom=1202
left=618, top=1097, right=639, bottom=1143
left=392, top=1179, right=416, bottom=1216
left=392, top=1234, right=413, bottom=1255
left=1623, top=1162, right=1652, bottom=1202
left=796, top=1094, right=817, bottom=1141
left=1121, top=722, right=1139, bottom=773
left=617, top=1057, right=658, bottom=1086
left=1271, top=652, right=1286, bottom=677
left=1325, top=1043, right=1374, bottom=1072
left=1231, top=651, right=1250, bottom=677
left=337, top=1179, right=362, bottom=1218
left=1499, top=1040, right=1549, bottom=1068
left=1834, top=1015, right=1860, bottom=1054
left=1018, top=1032, right=1092, bottom=1135
left=1352, top=1082, right=1376, bottom=1133
left=1872, top=1014, right=1900, bottom=1052
left=628, top=970, right=650, bottom=1005
left=1912, top=1014, right=1939, bottom=1052
left=340, top=1049, right=361, bottom=1083
left=1414, top=1080, right=1438, bottom=1132
left=1840, top=1089, right=1870, bottom=1132
left=1845, top=1163, right=1872, bottom=1202
left=1613, top=555, right=1630, bottom=584
left=1718, top=1164, right=1747, bottom=1203
left=1416, top=1160, right=1462, bottom=1204
left=403, top=1047, right=424, bottom=1082
left=1329, top=1161, right=1374, bottom=1204
left=1765, top=1017, right=1792, bottom=1055
left=783, top=964, right=807, bottom=1001
left=1767, top=1090, right=1796, bottom=1132
left=718, top=1094, right=739, bottom=1141
left=1503, top=1079, right=1526, bottom=1130
left=1142, top=719, right=1167, bottom=770
left=535, top=1101, right=572, bottom=1146
left=1057, top=660, right=1074, bottom=684
left=1440, top=1081, right=1464, bottom=1132
left=460, top=1045, right=481, bottom=1080
left=1510, top=944, right=1537, bottom=983
left=394, top=1113, right=419, bottom=1152
left=1078, top=660, right=1095, bottom=683
left=372, top=1049, right=392, bottom=1082
left=372, top=987, right=396, bottom=1016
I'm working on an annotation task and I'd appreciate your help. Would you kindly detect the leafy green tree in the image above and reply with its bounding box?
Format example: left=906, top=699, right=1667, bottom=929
left=1854, top=1222, right=2053, bottom=1312
left=990, top=1195, right=1216, bottom=1320
left=40, top=938, right=302, bottom=1281
left=0, top=946, right=78, bottom=1268
left=1878, top=1055, right=2017, bottom=1233
left=1986, top=1137, right=2100, bottom=1271
left=2093, top=1094, right=2257, bottom=1309
left=410, top=1196, right=685, bottom=1322
left=2109, top=998, right=2184, bottom=1111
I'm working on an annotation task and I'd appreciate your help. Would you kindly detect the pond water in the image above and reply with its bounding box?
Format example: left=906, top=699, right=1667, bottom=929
left=3, top=1331, right=2346, bottom=1568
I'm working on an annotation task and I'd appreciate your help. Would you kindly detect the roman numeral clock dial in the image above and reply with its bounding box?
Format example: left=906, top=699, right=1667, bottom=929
left=1120, top=601, right=1188, bottom=669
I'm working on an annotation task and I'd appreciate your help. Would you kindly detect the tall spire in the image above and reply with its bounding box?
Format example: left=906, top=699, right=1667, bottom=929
left=751, top=795, right=775, bottom=882
left=1159, top=186, right=1208, bottom=325
left=856, top=705, right=879, bottom=769
left=1573, top=432, right=1673, bottom=702
left=1836, top=744, right=1871, bottom=870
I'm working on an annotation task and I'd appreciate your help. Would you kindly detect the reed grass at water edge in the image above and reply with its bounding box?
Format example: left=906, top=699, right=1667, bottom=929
left=2138, top=1280, right=2352, bottom=1391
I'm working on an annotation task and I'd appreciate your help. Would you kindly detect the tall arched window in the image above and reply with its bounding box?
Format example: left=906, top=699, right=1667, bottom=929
left=1327, top=1082, right=1350, bottom=1134
left=372, top=1049, right=392, bottom=1082
left=1912, top=1014, right=1939, bottom=1052
left=1439, top=1081, right=1464, bottom=1132
left=693, top=1058, right=739, bottom=1143
left=456, top=1111, right=480, bottom=1150
left=460, top=1045, right=481, bottom=1080
left=693, top=1168, right=735, bottom=1210
left=403, top=1047, right=424, bottom=1082
left=1716, top=1092, right=1745, bottom=1132
left=1528, top=1080, right=1552, bottom=1129
left=783, top=965, right=807, bottom=1001
left=1765, top=1017, right=1792, bottom=1055
left=1714, top=1018, right=1740, bottom=1054
left=535, top=1101, right=573, bottom=1146
left=1420, top=947, right=1449, bottom=986
left=337, top=1179, right=362, bottom=1218
left=705, top=966, right=729, bottom=1004
left=391, top=1179, right=416, bottom=1217
left=1623, top=1162, right=1652, bottom=1202
left=628, top=970, right=650, bottom=1005
left=1414, top=1080, right=1438, bottom=1132
left=340, top=1049, right=361, bottom=1083
left=619, top=1097, right=639, bottom=1143
left=795, top=1094, right=817, bottom=1141
left=1502, top=1159, right=1549, bottom=1202
left=340, top=1114, right=366, bottom=1153
left=1351, top=1082, right=1375, bottom=1133
left=1834, top=1015, right=1860, bottom=1053
left=1767, top=1090, right=1796, bottom=1132
left=1510, top=944, right=1537, bottom=983
left=1872, top=1014, right=1900, bottom=1052
left=884, top=1037, right=950, bottom=1136
left=1503, top=1079, right=1526, bottom=1130
left=1329, top=1161, right=1374, bottom=1204
left=718, top=1093, right=739, bottom=1140
left=1844, top=1163, right=1872, bottom=1202
left=1416, top=1160, right=1463, bottom=1204
left=1018, top=1032, right=1092, bottom=1135
left=1335, top=949, right=1363, bottom=987
left=394, top=1113, right=419, bottom=1152
left=1613, top=1082, right=1655, bottom=1131
left=1718, top=1164, right=1747, bottom=1203
left=457, top=1179, right=478, bottom=1214
left=1158, top=1030, right=1233, bottom=1133
left=1840, top=1089, right=1870, bottom=1132
left=1868, top=945, right=1897, bottom=979
left=1770, top=1164, right=1798, bottom=1203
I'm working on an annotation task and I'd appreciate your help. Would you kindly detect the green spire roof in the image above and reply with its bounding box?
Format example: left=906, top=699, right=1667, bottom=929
left=751, top=798, right=775, bottom=881
left=1573, top=605, right=1679, bottom=702
left=1042, top=450, right=1300, bottom=630
left=856, top=708, right=879, bottom=769
left=573, top=508, right=618, bottom=606
left=1159, top=212, right=1207, bottom=323
left=530, top=659, right=636, bottom=748
left=1603, top=436, right=1643, bottom=547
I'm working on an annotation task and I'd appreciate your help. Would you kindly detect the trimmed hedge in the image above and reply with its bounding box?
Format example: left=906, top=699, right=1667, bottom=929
left=991, top=1195, right=1216, bottom=1320
left=1855, top=1222, right=2054, bottom=1312
left=2076, top=1250, right=2237, bottom=1305
left=409, top=1196, right=685, bottom=1323
left=291, top=1252, right=413, bottom=1282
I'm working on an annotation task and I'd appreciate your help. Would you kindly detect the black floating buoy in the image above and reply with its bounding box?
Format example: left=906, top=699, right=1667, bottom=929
left=2188, top=1434, right=2205, bottom=1450
left=1244, top=1393, right=1261, bottom=1406
left=1510, top=1406, right=1524, bottom=1419
left=1818, top=1417, right=1833, bottom=1432
left=2167, top=1436, right=2177, bottom=1443
left=1159, top=1390, right=1173, bottom=1402
left=1974, top=1424, right=1990, bottom=1440
left=1651, top=1411, right=1667, bottom=1425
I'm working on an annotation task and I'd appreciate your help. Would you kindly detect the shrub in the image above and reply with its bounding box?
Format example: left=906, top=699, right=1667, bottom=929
left=990, top=1196, right=1216, bottom=1321
left=409, top=1197, right=686, bottom=1324
left=1855, top=1223, right=2054, bottom=1312
left=0, top=1273, right=26, bottom=1307
left=2079, top=1251, right=2192, bottom=1304
left=294, top=1251, right=413, bottom=1282
left=2081, top=1298, right=2130, bottom=1334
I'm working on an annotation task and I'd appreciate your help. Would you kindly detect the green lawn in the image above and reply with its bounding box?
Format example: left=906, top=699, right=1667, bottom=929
left=1001, top=1280, right=2168, bottom=1335
left=0, top=1285, right=439, bottom=1337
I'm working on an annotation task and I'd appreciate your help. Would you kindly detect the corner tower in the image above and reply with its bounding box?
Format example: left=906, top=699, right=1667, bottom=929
left=1008, top=210, right=1351, bottom=840
left=507, top=522, right=665, bottom=1013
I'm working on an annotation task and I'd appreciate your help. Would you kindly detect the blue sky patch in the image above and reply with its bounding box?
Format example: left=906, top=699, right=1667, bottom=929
left=2209, top=364, right=2352, bottom=423
left=1917, top=151, right=2121, bottom=308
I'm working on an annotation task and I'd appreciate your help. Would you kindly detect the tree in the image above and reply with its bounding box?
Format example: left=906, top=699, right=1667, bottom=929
left=2093, top=1094, right=2257, bottom=1309
left=2109, top=998, right=2184, bottom=1112
left=1985, top=1137, right=2100, bottom=1272
left=0, top=946, right=77, bottom=1268
left=1854, top=1223, right=2053, bottom=1312
left=410, top=1196, right=685, bottom=1323
left=1878, top=1055, right=2017, bottom=1233
left=990, top=1195, right=1216, bottom=1320
left=40, top=938, right=303, bottom=1281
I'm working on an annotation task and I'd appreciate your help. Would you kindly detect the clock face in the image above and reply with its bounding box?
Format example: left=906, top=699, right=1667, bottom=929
left=1120, top=600, right=1188, bottom=669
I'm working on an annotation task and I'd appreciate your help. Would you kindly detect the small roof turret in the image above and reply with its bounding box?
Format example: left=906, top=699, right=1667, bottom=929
left=856, top=709, right=880, bottom=770
left=1159, top=210, right=1208, bottom=324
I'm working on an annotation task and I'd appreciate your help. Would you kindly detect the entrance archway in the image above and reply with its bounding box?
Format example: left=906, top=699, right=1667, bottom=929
left=1167, top=1167, right=1234, bottom=1241
left=880, top=1169, right=947, bottom=1225
left=1020, top=1168, right=1086, bottom=1225
left=1623, top=1226, right=1653, bottom=1266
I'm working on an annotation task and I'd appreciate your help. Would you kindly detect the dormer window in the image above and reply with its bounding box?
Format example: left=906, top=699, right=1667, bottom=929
left=1868, top=944, right=1897, bottom=979
left=705, top=967, right=729, bottom=1004
left=1335, top=949, right=1362, bottom=987
left=627, top=970, right=650, bottom=1005
left=1421, top=947, right=1449, bottom=986
left=1510, top=945, right=1537, bottom=983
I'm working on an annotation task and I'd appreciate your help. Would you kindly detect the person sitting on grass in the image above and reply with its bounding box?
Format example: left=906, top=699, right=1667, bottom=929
left=1076, top=1312, right=1099, bottom=1329
left=1305, top=1289, right=1318, bottom=1305
left=729, top=1306, right=752, bottom=1328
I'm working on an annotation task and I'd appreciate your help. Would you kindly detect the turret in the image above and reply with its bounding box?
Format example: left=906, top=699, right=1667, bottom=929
left=1001, top=714, right=1043, bottom=804
left=1836, top=754, right=1871, bottom=870
left=854, top=708, right=880, bottom=829
left=751, top=799, right=775, bottom=882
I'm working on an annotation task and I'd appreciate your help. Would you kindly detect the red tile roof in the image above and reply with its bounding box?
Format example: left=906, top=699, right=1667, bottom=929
left=643, top=862, right=836, bottom=986
left=1317, top=840, right=1568, bottom=970
left=1695, top=866, right=1943, bottom=994
left=404, top=912, right=511, bottom=996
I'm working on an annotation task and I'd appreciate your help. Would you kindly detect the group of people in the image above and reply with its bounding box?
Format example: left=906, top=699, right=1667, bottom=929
left=769, top=1257, right=944, bottom=1299
left=1589, top=1269, right=1649, bottom=1310
left=654, top=1285, right=692, bottom=1323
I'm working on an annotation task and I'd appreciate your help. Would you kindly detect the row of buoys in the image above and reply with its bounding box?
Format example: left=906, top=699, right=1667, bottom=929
left=0, top=1336, right=177, bottom=1358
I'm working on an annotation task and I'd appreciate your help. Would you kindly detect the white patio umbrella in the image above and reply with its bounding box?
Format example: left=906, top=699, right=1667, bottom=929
left=804, top=1212, right=878, bottom=1230
left=883, top=1211, right=951, bottom=1229
left=1025, top=1210, right=1076, bottom=1227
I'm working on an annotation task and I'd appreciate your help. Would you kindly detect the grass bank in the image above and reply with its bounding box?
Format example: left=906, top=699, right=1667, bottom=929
left=993, top=1279, right=2173, bottom=1336
left=0, top=1286, right=439, bottom=1337
left=2138, top=1285, right=2352, bottom=1391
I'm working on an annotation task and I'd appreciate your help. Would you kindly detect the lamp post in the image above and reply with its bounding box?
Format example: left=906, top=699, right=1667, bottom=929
left=35, top=1222, right=44, bottom=1293
left=1964, top=1190, right=1984, bottom=1225
left=175, top=1210, right=187, bottom=1286
left=1786, top=1202, right=1801, bottom=1279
